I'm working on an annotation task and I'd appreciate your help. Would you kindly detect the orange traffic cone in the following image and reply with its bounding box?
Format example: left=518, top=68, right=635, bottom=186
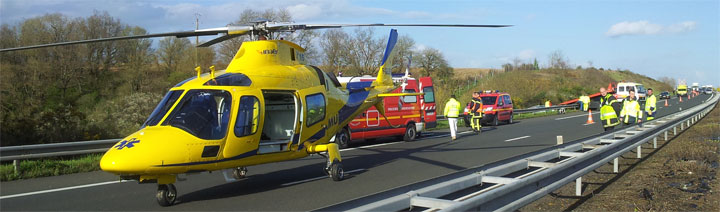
left=679, top=96, right=683, bottom=102
left=586, top=109, right=595, bottom=124
left=688, top=94, right=692, bottom=100
left=664, top=99, right=669, bottom=107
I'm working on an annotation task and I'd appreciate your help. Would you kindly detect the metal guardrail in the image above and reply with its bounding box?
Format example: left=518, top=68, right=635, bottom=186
left=0, top=139, right=119, bottom=162
left=437, top=104, right=578, bottom=120
left=331, top=93, right=718, bottom=211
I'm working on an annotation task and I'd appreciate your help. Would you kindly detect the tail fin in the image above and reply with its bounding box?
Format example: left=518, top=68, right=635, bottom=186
left=374, top=29, right=399, bottom=87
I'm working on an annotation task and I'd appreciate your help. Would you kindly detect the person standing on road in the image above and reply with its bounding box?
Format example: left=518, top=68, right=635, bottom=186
left=599, top=87, right=620, bottom=131
left=645, top=88, right=657, bottom=121
left=620, top=90, right=643, bottom=127
left=444, top=95, right=462, bottom=141
left=469, top=92, right=483, bottom=133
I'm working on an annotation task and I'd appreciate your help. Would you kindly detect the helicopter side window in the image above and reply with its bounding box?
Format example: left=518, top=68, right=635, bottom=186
left=306, top=93, right=326, bottom=127
left=234, top=96, right=260, bottom=137
left=162, top=89, right=232, bottom=140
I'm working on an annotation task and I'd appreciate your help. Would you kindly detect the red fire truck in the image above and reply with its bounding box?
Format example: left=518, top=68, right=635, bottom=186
left=334, top=75, right=436, bottom=148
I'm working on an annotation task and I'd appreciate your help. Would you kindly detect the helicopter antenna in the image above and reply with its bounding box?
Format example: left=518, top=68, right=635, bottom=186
left=194, top=13, right=201, bottom=67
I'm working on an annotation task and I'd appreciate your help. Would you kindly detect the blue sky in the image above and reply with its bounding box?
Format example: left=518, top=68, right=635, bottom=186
left=2, top=0, right=718, bottom=87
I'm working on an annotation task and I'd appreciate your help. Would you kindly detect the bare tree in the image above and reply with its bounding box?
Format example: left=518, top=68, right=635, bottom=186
left=548, top=50, right=570, bottom=69
left=415, top=47, right=453, bottom=81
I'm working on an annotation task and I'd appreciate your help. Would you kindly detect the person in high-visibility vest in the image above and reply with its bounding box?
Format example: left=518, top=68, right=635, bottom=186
left=620, top=90, right=643, bottom=126
left=599, top=87, right=620, bottom=131
left=444, top=95, right=462, bottom=141
left=582, top=95, right=590, bottom=111
left=645, top=88, right=657, bottom=121
left=544, top=100, right=551, bottom=107
left=469, top=92, right=483, bottom=133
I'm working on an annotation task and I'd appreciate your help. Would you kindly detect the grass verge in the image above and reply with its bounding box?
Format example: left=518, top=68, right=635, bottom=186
left=1, top=154, right=102, bottom=181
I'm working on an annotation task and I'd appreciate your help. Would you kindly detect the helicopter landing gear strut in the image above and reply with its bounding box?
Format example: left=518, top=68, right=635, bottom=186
left=308, top=142, right=344, bottom=181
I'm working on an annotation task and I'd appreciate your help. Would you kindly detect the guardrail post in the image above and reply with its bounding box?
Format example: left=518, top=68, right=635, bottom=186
left=613, top=158, right=619, bottom=173
left=674, top=126, right=677, bottom=135
left=557, top=136, right=563, bottom=145
left=575, top=177, right=582, bottom=196
left=664, top=131, right=668, bottom=141
left=637, top=146, right=642, bottom=158
left=653, top=137, right=657, bottom=149
left=681, top=122, right=684, bottom=130
left=13, top=159, right=20, bottom=175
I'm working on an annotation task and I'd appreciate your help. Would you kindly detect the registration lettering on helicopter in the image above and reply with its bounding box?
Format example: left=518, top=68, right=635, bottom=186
left=328, top=114, right=340, bottom=128
left=258, top=49, right=278, bottom=55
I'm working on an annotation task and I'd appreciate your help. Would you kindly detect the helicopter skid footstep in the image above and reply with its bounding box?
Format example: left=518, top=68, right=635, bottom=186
left=282, top=169, right=366, bottom=187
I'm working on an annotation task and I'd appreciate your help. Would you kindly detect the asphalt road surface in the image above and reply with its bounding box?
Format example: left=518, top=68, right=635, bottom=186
left=0, top=94, right=710, bottom=211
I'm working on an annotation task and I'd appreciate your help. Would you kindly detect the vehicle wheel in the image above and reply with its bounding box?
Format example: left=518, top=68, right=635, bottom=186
left=232, top=167, right=248, bottom=179
left=403, top=124, right=417, bottom=142
left=336, top=128, right=350, bottom=149
left=156, top=184, right=177, bottom=207
left=493, top=116, right=499, bottom=126
left=330, top=162, right=344, bottom=181
left=507, top=113, right=513, bottom=124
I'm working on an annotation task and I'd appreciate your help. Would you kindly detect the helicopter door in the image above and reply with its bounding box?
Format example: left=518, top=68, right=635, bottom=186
left=223, top=90, right=263, bottom=159
left=258, top=91, right=298, bottom=154
left=298, top=90, right=328, bottom=147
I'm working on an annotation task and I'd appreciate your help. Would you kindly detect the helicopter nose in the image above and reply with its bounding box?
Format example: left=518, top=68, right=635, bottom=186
left=100, top=128, right=192, bottom=174
left=100, top=139, right=151, bottom=174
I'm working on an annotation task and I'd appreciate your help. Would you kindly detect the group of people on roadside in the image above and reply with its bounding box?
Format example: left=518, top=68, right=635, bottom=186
left=599, top=87, right=657, bottom=132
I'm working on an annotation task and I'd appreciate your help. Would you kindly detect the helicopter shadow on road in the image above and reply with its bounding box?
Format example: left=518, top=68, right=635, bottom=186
left=176, top=133, right=552, bottom=205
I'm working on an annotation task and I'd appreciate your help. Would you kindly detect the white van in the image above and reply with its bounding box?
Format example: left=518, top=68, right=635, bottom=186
left=615, top=82, right=646, bottom=102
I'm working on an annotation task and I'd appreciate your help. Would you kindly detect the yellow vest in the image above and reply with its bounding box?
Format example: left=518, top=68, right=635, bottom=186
left=645, top=95, right=657, bottom=112
left=621, top=99, right=642, bottom=119
left=444, top=98, right=461, bottom=118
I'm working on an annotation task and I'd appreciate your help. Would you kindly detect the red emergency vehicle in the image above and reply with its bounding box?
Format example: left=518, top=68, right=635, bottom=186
left=334, top=75, right=436, bottom=148
left=478, top=91, right=514, bottom=126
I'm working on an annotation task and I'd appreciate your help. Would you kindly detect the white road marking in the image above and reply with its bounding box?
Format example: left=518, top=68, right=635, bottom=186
left=555, top=112, right=599, bottom=120
left=504, top=135, right=531, bottom=142
left=281, top=169, right=366, bottom=186
left=0, top=180, right=128, bottom=200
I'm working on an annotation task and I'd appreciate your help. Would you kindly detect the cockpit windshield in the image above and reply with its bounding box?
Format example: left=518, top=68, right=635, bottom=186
left=142, top=90, right=183, bottom=128
left=162, top=89, right=232, bottom=140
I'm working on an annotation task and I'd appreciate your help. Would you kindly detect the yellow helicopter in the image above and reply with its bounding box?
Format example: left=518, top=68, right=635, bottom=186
left=1, top=21, right=509, bottom=206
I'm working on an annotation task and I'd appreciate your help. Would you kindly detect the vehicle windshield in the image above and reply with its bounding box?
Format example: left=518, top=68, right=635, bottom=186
left=661, top=91, right=669, bottom=95
left=636, top=85, right=646, bottom=93
left=143, top=90, right=183, bottom=128
left=481, top=96, right=497, bottom=105
left=679, top=88, right=687, bottom=91
left=162, top=89, right=232, bottom=140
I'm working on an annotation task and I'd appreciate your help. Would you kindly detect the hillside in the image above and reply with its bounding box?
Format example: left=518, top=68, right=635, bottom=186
left=436, top=68, right=673, bottom=114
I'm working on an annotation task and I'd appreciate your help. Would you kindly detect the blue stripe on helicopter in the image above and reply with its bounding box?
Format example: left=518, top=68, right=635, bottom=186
left=297, top=127, right=326, bottom=151
left=345, top=81, right=373, bottom=91
left=155, top=149, right=258, bottom=167
left=337, top=89, right=370, bottom=123
left=156, top=129, right=328, bottom=167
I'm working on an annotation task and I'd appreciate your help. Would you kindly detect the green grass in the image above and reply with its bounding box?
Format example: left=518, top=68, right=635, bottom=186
left=1, top=154, right=103, bottom=181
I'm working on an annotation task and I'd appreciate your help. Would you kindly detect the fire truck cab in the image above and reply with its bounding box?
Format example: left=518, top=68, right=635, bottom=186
left=335, top=75, right=436, bottom=148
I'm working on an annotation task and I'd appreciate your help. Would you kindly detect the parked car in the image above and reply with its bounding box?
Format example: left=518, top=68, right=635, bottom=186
left=478, top=92, right=514, bottom=126
left=659, top=91, right=671, bottom=99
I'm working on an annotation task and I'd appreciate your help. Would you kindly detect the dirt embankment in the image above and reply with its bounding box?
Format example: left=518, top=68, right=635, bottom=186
left=522, top=103, right=720, bottom=211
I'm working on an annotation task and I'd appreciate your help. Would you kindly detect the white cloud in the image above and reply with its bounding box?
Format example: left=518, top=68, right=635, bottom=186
left=286, top=4, right=323, bottom=21
left=667, top=21, right=697, bottom=33
left=518, top=49, right=536, bottom=60
left=605, top=20, right=697, bottom=37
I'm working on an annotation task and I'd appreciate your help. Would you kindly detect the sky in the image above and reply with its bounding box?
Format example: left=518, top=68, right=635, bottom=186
left=1, top=0, right=718, bottom=87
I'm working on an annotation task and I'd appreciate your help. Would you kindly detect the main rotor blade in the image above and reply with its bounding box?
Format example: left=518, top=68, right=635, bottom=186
left=0, top=27, right=235, bottom=52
